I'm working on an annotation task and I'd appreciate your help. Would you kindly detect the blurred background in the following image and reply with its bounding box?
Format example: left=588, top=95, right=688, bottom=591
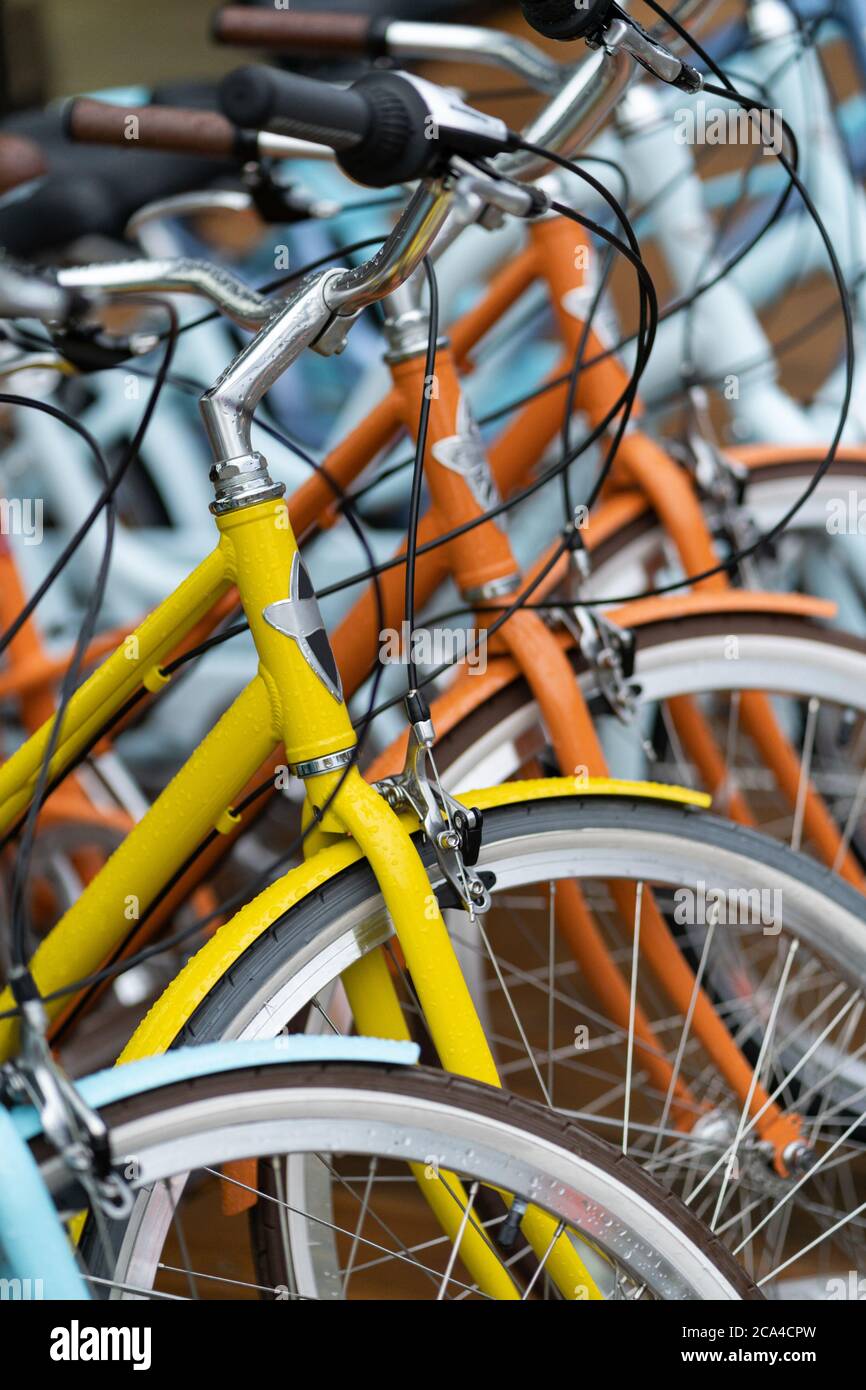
left=0, top=0, right=513, bottom=109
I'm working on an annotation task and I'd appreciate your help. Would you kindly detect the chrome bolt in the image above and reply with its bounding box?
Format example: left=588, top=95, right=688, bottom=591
left=437, top=830, right=461, bottom=851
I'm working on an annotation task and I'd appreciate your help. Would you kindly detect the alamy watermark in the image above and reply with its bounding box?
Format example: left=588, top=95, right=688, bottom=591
left=826, top=491, right=866, bottom=535
left=0, top=1277, right=43, bottom=1299
left=673, top=880, right=783, bottom=935
left=0, top=496, right=42, bottom=544
left=674, top=100, right=784, bottom=156
left=379, top=622, right=488, bottom=675
left=50, top=1321, right=151, bottom=1371
left=826, top=1271, right=866, bottom=1299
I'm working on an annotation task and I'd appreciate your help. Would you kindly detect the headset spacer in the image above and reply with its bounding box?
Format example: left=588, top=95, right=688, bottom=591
left=288, top=747, right=357, bottom=780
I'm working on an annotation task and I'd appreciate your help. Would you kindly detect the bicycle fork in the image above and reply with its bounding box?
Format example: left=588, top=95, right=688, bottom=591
left=219, top=493, right=602, bottom=1300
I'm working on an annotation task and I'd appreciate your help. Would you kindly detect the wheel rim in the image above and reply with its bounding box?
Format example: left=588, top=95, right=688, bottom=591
left=175, top=803, right=866, bottom=1295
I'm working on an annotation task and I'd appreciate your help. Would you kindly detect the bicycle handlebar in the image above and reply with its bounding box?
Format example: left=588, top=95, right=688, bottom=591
left=56, top=257, right=271, bottom=330
left=217, top=67, right=515, bottom=186
left=0, top=263, right=77, bottom=323
left=63, top=97, right=335, bottom=163
left=213, top=5, right=381, bottom=54
left=64, top=97, right=240, bottom=159
left=212, top=7, right=564, bottom=92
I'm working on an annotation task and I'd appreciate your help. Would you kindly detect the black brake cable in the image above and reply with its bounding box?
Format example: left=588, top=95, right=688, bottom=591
left=510, top=141, right=657, bottom=502
left=552, top=156, right=631, bottom=526
left=405, top=258, right=439, bottom=695
left=699, top=15, right=837, bottom=341
left=0, top=54, right=826, bottom=1008
left=0, top=309, right=393, bottom=1019
left=3, top=301, right=180, bottom=998
left=350, top=154, right=658, bottom=721
left=309, top=72, right=847, bottom=633
left=309, top=198, right=658, bottom=598
left=559, top=8, right=853, bottom=603
left=0, top=154, right=652, bottom=1010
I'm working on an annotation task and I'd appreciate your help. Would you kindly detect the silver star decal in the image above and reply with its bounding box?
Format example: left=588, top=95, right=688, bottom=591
left=263, top=553, right=343, bottom=704
left=431, top=394, right=503, bottom=519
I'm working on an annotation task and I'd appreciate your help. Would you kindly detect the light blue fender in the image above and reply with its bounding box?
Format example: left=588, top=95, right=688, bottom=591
left=10, top=1036, right=420, bottom=1144
left=1, top=1037, right=418, bottom=1299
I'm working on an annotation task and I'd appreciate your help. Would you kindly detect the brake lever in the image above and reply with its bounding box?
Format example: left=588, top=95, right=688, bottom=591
left=245, top=167, right=342, bottom=225
left=592, top=13, right=702, bottom=93
left=49, top=322, right=156, bottom=373
left=521, top=0, right=701, bottom=93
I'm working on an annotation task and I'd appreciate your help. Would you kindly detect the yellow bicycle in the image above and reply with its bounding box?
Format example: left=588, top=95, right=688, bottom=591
left=3, top=71, right=866, bottom=1299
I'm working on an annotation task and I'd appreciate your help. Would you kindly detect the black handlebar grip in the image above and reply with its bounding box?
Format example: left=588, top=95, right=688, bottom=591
left=218, top=65, right=371, bottom=150
left=220, top=64, right=514, bottom=188
left=219, top=65, right=441, bottom=186
left=520, top=0, right=614, bottom=41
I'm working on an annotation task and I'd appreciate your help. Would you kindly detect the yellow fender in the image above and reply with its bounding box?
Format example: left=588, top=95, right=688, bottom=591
left=120, top=777, right=709, bottom=1063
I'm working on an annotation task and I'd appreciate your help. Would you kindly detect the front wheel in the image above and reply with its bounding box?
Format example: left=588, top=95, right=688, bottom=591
left=162, top=793, right=866, bottom=1296
left=68, top=1060, right=760, bottom=1300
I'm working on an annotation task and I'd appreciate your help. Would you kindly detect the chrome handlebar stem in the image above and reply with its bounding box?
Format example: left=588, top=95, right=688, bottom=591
left=200, top=270, right=341, bottom=470
left=202, top=177, right=459, bottom=473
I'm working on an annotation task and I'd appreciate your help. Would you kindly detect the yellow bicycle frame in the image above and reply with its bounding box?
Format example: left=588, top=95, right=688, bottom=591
left=0, top=494, right=708, bottom=1297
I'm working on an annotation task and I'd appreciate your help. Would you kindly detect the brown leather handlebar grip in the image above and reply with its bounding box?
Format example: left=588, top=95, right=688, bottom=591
left=64, top=98, right=240, bottom=159
left=0, top=135, right=47, bottom=194
left=211, top=6, right=383, bottom=54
